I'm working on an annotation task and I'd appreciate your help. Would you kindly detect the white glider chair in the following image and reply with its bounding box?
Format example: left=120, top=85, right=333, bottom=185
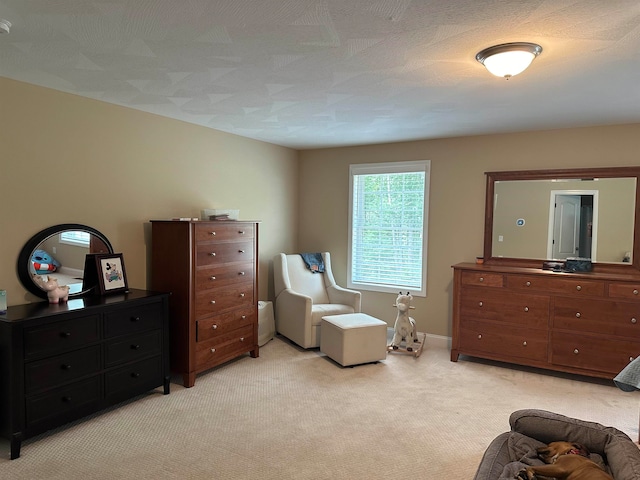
left=273, top=252, right=361, bottom=349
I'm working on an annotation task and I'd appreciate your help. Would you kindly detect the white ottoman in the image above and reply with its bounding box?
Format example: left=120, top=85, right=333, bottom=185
left=320, top=313, right=388, bottom=366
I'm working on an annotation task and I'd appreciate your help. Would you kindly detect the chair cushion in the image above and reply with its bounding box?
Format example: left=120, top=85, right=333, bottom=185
left=311, top=304, right=355, bottom=326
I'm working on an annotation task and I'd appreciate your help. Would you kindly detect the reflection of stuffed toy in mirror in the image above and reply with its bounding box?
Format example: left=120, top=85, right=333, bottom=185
left=31, top=249, right=60, bottom=275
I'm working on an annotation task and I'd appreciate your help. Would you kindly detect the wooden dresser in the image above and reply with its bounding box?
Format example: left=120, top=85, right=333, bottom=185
left=0, top=289, right=170, bottom=459
left=451, top=263, right=640, bottom=379
left=150, top=220, right=259, bottom=387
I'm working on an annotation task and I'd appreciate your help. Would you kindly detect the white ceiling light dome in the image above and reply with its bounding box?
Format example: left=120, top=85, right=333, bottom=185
left=476, top=42, right=542, bottom=79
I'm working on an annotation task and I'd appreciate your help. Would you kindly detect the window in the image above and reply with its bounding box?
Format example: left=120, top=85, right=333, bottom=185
left=348, top=161, right=430, bottom=296
left=60, top=230, right=91, bottom=247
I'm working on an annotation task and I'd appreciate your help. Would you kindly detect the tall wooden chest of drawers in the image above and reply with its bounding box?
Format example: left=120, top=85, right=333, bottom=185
left=0, top=289, right=170, bottom=459
left=151, top=220, right=259, bottom=387
left=452, top=263, right=640, bottom=379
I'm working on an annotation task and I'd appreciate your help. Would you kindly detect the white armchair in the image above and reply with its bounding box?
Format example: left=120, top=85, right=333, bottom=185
left=273, top=252, right=361, bottom=348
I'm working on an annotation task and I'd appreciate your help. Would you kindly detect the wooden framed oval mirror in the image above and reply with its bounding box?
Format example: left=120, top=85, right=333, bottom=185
left=17, top=224, right=114, bottom=299
left=483, top=166, right=640, bottom=273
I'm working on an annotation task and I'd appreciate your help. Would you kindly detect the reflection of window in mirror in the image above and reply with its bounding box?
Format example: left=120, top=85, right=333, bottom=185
left=492, top=177, right=636, bottom=263
left=60, top=231, right=90, bottom=247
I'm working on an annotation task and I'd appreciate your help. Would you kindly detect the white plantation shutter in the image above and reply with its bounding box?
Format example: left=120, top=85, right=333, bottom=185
left=348, top=161, right=430, bottom=296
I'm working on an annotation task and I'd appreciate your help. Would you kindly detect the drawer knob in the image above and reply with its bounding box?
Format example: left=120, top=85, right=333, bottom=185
left=573, top=348, right=579, bottom=354
left=634, top=289, right=639, bottom=295
left=576, top=285, right=582, bottom=291
left=241, top=315, right=246, bottom=319
left=212, top=324, right=218, bottom=330
left=479, top=277, right=484, bottom=282
left=209, top=252, right=216, bottom=256
left=239, top=230, right=245, bottom=235
left=61, top=364, right=72, bottom=370
left=61, top=396, right=72, bottom=403
left=239, top=271, right=245, bottom=276
left=209, top=231, right=216, bottom=236
left=524, top=306, right=529, bottom=312
left=131, top=373, right=140, bottom=378
left=130, top=316, right=140, bottom=322
left=131, top=344, right=141, bottom=350
left=477, top=334, right=482, bottom=339
left=210, top=276, right=216, bottom=281
left=523, top=341, right=527, bottom=346
left=575, top=312, right=581, bottom=318
left=240, top=293, right=245, bottom=297
left=210, top=300, right=216, bottom=304
left=60, top=332, right=71, bottom=338
left=210, top=348, right=216, bottom=353
left=240, top=337, right=245, bottom=342
left=525, top=281, right=531, bottom=287
left=630, top=356, right=635, bottom=362
left=239, top=249, right=245, bottom=253
left=478, top=301, right=483, bottom=307
left=632, top=318, right=637, bottom=324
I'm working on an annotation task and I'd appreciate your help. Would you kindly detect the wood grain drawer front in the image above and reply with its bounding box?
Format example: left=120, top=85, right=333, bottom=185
left=461, top=271, right=504, bottom=287
left=460, top=287, right=549, bottom=329
left=24, top=315, right=101, bottom=358
left=507, top=275, right=605, bottom=297
left=459, top=320, right=548, bottom=362
left=26, top=376, right=101, bottom=426
left=197, top=307, right=255, bottom=343
left=105, top=356, right=162, bottom=398
left=196, top=240, right=254, bottom=267
left=551, top=332, right=640, bottom=374
left=104, top=303, right=163, bottom=338
left=196, top=324, right=254, bottom=367
left=195, top=262, right=254, bottom=291
left=608, top=282, right=640, bottom=301
left=553, top=297, right=640, bottom=337
left=24, top=346, right=101, bottom=394
left=195, top=281, right=255, bottom=317
left=105, top=330, right=162, bottom=367
left=195, top=223, right=255, bottom=243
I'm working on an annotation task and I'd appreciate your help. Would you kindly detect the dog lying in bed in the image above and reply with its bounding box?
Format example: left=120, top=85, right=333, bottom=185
left=516, top=441, right=613, bottom=480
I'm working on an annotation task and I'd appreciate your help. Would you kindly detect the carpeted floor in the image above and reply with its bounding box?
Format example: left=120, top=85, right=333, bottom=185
left=1, top=335, right=637, bottom=479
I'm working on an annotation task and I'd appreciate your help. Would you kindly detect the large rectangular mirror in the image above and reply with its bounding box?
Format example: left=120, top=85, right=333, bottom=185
left=483, top=167, right=640, bottom=273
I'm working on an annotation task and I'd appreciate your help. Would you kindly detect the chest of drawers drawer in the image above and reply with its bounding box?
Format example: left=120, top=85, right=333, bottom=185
left=105, top=356, right=163, bottom=399
left=458, top=319, right=548, bottom=362
left=460, top=287, right=549, bottom=328
left=195, top=323, right=254, bottom=368
left=608, top=282, right=640, bottom=300
left=25, top=345, right=102, bottom=394
left=24, top=315, right=101, bottom=358
left=506, top=274, right=605, bottom=296
left=197, top=306, right=255, bottom=342
left=105, top=330, right=162, bottom=367
left=553, top=297, right=640, bottom=336
left=195, top=240, right=254, bottom=267
left=551, top=331, right=640, bottom=375
left=195, top=262, right=254, bottom=291
left=195, top=223, right=254, bottom=242
left=195, top=281, right=255, bottom=317
left=461, top=271, right=504, bottom=287
left=104, top=303, right=163, bottom=338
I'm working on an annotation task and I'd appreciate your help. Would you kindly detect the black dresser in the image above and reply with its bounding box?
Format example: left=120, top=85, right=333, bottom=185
left=0, top=289, right=170, bottom=459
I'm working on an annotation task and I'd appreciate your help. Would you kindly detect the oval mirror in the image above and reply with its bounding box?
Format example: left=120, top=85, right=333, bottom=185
left=17, top=224, right=114, bottom=299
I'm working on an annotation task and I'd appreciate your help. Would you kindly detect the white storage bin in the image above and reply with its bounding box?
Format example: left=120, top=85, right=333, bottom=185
left=258, top=301, right=275, bottom=346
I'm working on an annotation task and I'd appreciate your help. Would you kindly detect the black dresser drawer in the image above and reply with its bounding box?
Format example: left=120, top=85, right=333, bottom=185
left=25, top=345, right=101, bottom=394
left=26, top=376, right=102, bottom=426
left=104, top=303, right=163, bottom=338
left=24, top=315, right=101, bottom=358
left=105, top=356, right=163, bottom=399
left=105, top=330, right=162, bottom=367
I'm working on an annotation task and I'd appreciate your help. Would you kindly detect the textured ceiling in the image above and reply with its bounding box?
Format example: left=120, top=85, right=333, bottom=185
left=0, top=0, right=639, bottom=149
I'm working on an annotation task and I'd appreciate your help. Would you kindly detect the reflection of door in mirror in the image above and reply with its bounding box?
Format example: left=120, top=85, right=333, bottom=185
left=548, top=192, right=596, bottom=260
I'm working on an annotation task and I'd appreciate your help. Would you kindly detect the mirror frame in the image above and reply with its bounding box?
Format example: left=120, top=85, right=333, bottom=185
left=483, top=166, right=640, bottom=274
left=17, top=223, right=114, bottom=299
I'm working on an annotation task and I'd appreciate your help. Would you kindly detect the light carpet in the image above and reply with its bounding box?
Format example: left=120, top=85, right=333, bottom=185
left=1, top=335, right=638, bottom=479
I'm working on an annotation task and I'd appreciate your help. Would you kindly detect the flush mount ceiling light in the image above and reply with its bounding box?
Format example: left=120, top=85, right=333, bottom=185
left=476, top=42, right=542, bottom=79
left=0, top=19, right=11, bottom=34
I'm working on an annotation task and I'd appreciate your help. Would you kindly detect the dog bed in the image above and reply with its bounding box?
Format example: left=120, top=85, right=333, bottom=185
left=473, top=409, right=640, bottom=480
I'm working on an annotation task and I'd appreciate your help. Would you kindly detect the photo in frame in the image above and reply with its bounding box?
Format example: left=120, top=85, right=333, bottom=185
left=94, top=253, right=128, bottom=295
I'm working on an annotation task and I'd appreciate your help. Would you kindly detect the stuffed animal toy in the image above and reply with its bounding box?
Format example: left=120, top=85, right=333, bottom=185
left=390, top=291, right=418, bottom=351
left=34, top=275, right=70, bottom=304
left=31, top=249, right=61, bottom=275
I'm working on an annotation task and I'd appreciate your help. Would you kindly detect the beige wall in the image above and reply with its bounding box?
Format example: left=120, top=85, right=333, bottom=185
left=1, top=77, right=299, bottom=306
left=298, top=125, right=640, bottom=337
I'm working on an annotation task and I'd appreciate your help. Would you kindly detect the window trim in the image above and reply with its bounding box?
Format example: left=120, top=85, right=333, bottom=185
left=347, top=160, right=430, bottom=296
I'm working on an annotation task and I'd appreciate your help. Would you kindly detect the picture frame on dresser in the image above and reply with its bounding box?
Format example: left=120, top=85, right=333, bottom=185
left=95, top=253, right=128, bottom=295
